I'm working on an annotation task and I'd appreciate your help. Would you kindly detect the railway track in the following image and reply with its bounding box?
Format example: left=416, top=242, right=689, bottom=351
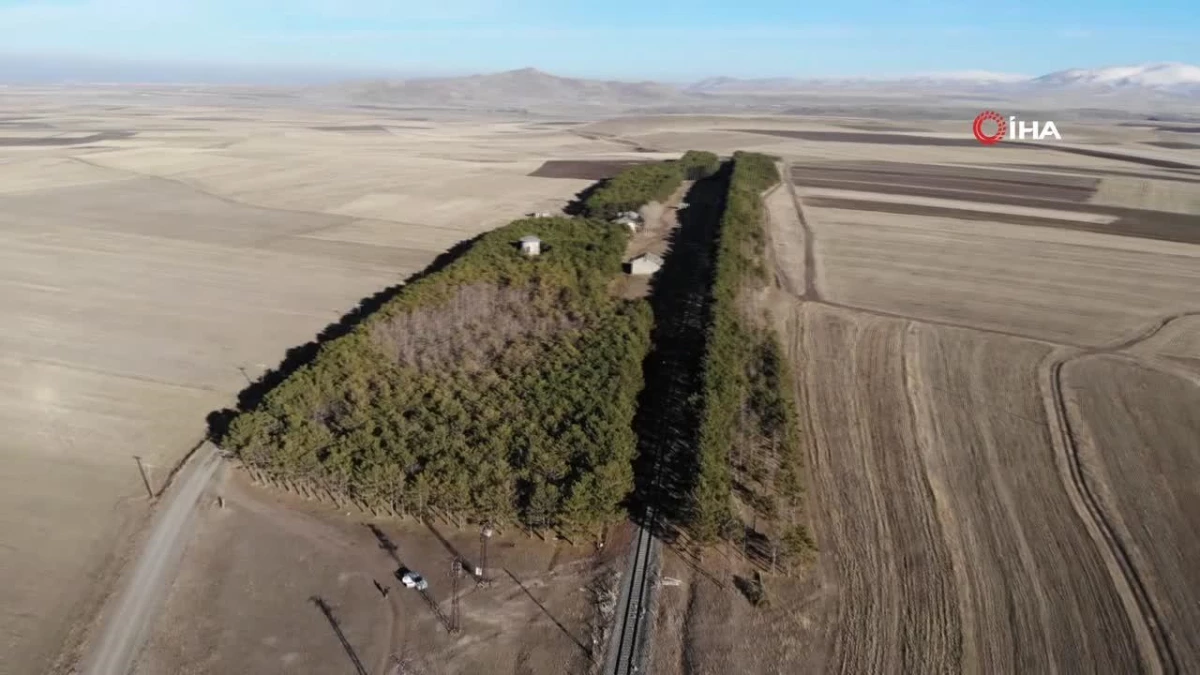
left=604, top=517, right=658, bottom=675
left=602, top=169, right=730, bottom=675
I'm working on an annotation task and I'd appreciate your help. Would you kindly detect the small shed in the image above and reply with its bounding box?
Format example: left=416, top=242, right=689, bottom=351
left=628, top=252, right=664, bottom=276
left=519, top=235, right=542, bottom=256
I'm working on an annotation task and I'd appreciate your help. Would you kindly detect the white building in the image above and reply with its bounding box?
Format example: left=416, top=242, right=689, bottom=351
left=519, top=235, right=542, bottom=256
left=613, top=210, right=643, bottom=233
left=628, top=252, right=663, bottom=276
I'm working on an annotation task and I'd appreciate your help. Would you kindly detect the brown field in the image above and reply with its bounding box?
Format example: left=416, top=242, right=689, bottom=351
left=649, top=121, right=1200, bottom=674
left=4, top=99, right=1199, bottom=675
left=1046, top=144, right=1200, bottom=170
left=1128, top=314, right=1200, bottom=372
left=762, top=184, right=807, bottom=296
left=735, top=128, right=994, bottom=147
left=1145, top=140, right=1200, bottom=150
left=1005, top=163, right=1200, bottom=185
left=135, top=470, right=608, bottom=675
left=803, top=206, right=1200, bottom=345
left=798, top=195, right=1200, bottom=245
left=529, top=158, right=654, bottom=180
left=1063, top=356, right=1200, bottom=673
left=790, top=162, right=1100, bottom=201
left=0, top=93, right=663, bottom=675
left=780, top=305, right=1148, bottom=672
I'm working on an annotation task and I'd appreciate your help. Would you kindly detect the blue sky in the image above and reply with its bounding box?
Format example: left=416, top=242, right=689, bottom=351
left=0, top=0, right=1196, bottom=81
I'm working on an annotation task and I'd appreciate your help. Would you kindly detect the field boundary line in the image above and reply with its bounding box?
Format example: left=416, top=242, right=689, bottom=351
left=1100, top=311, right=1200, bottom=352
left=1102, top=352, right=1200, bottom=387
left=66, top=155, right=358, bottom=224
left=781, top=161, right=818, bottom=299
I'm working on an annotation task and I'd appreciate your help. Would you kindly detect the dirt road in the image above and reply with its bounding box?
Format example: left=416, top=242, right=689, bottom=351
left=81, top=444, right=222, bottom=675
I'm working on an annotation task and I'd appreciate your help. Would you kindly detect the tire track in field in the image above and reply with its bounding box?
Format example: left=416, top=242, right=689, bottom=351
left=1101, top=311, right=1200, bottom=353
left=786, top=304, right=961, bottom=674
left=1045, top=350, right=1182, bottom=674
left=771, top=157, right=1196, bottom=673
left=1061, top=355, right=1200, bottom=673
left=780, top=161, right=818, bottom=300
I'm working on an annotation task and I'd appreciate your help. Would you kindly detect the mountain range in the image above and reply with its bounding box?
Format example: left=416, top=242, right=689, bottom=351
left=315, top=67, right=690, bottom=108
left=312, top=63, right=1200, bottom=110
left=684, top=63, right=1200, bottom=94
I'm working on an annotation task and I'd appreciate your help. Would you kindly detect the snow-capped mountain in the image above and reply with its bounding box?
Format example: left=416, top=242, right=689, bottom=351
left=1034, top=63, right=1200, bottom=89
left=684, top=72, right=1030, bottom=93
left=904, top=70, right=1031, bottom=84
left=685, top=63, right=1200, bottom=97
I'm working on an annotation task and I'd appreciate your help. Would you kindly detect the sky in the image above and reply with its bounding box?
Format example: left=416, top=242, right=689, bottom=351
left=0, top=0, right=1197, bottom=82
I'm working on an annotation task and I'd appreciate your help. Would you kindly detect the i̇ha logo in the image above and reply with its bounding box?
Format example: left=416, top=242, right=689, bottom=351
left=973, top=110, right=1062, bottom=145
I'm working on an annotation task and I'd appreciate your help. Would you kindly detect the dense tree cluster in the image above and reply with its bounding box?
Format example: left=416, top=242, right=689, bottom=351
left=583, top=161, right=685, bottom=220
left=581, top=151, right=720, bottom=219
left=689, top=152, right=814, bottom=570
left=677, top=150, right=721, bottom=179
left=221, top=216, right=652, bottom=537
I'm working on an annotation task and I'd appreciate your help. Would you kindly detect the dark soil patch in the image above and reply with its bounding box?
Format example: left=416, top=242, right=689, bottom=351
left=804, top=196, right=1200, bottom=246
left=1001, top=164, right=1200, bottom=185
left=734, top=128, right=995, bottom=147
left=1043, top=145, right=1200, bottom=171
left=0, top=130, right=135, bottom=146
left=0, top=121, right=54, bottom=129
left=790, top=160, right=1099, bottom=190
left=791, top=162, right=1099, bottom=201
left=790, top=172, right=1097, bottom=203
left=832, top=122, right=925, bottom=132
left=1144, top=141, right=1200, bottom=150
left=1150, top=125, right=1200, bottom=133
left=310, top=125, right=392, bottom=133
left=176, top=116, right=255, bottom=122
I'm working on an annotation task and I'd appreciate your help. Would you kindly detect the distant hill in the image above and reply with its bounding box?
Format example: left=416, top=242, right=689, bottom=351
left=1033, top=63, right=1200, bottom=93
left=684, top=62, right=1200, bottom=100
left=305, top=63, right=1200, bottom=114
left=313, top=67, right=691, bottom=109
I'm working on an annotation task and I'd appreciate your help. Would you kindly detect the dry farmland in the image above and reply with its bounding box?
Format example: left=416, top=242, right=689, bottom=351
left=641, top=115, right=1200, bottom=674
left=134, top=471, right=607, bottom=675
left=0, top=90, right=670, bottom=675
left=3, top=96, right=1200, bottom=675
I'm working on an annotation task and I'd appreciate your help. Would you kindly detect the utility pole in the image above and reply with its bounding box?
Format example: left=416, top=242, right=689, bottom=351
left=478, top=523, right=494, bottom=587
left=450, top=558, right=462, bottom=634
left=132, top=456, right=154, bottom=499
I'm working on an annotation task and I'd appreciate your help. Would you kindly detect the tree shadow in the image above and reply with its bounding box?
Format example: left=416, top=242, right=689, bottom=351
left=562, top=179, right=608, bottom=217
left=367, top=524, right=460, bottom=634
left=309, top=596, right=369, bottom=675
left=206, top=232, right=485, bottom=443
left=417, top=588, right=455, bottom=634
left=732, top=574, right=767, bottom=607
left=366, top=523, right=403, bottom=567
left=627, top=164, right=733, bottom=536
left=503, top=568, right=592, bottom=659
left=661, top=539, right=726, bottom=589
left=423, top=519, right=477, bottom=580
